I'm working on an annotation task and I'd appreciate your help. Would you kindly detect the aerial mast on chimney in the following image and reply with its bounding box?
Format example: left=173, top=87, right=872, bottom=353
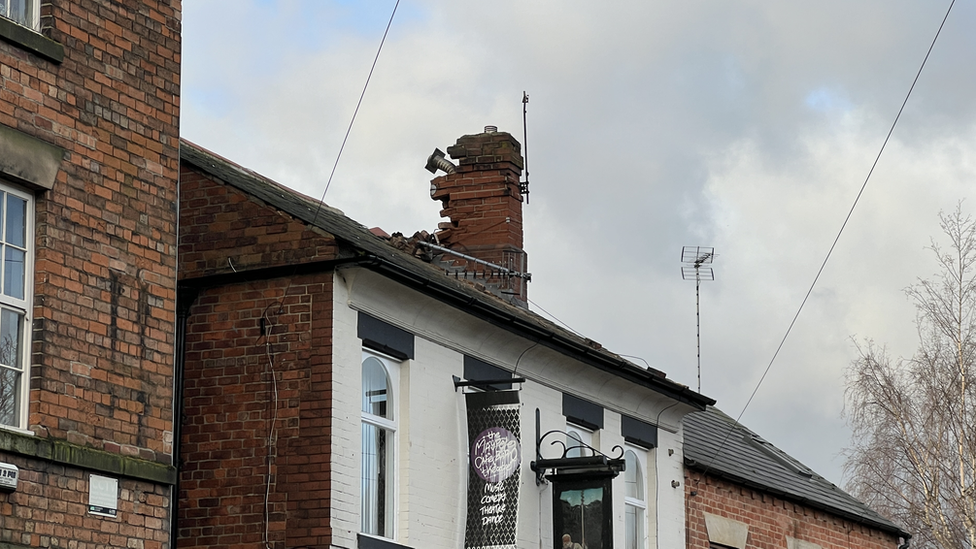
left=681, top=246, right=715, bottom=394
left=521, top=91, right=530, bottom=203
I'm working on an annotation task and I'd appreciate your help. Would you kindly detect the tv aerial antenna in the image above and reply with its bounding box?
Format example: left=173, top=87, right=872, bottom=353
left=681, top=246, right=715, bottom=394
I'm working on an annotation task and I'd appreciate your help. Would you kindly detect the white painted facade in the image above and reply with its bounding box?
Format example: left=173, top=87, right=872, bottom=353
left=331, top=267, right=700, bottom=549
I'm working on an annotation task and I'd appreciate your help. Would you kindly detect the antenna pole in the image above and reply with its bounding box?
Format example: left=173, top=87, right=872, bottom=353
left=521, top=91, right=530, bottom=203
left=681, top=246, right=715, bottom=395
left=696, top=267, right=701, bottom=393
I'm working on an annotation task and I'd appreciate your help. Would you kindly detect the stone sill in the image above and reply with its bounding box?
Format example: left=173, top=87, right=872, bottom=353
left=0, top=16, right=63, bottom=64
left=0, top=429, right=176, bottom=485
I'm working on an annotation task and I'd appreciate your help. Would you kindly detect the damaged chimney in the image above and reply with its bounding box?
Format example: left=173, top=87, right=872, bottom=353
left=428, top=127, right=528, bottom=305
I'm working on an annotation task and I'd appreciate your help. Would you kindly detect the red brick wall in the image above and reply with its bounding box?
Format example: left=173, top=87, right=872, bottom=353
left=684, top=470, right=901, bottom=549
left=430, top=130, right=528, bottom=301
left=179, top=165, right=338, bottom=280
left=178, top=165, right=339, bottom=549
left=431, top=131, right=524, bottom=253
left=0, top=0, right=181, bottom=458
left=0, top=452, right=172, bottom=549
left=0, top=1, right=180, bottom=548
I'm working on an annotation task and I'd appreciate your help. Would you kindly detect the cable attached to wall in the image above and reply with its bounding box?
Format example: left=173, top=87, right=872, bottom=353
left=261, top=302, right=283, bottom=549
left=245, top=5, right=400, bottom=540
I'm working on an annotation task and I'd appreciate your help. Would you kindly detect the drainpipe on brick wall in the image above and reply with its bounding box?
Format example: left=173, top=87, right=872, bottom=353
left=171, top=287, right=199, bottom=548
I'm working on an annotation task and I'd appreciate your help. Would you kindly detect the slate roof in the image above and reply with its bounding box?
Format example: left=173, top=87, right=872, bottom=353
left=179, top=139, right=714, bottom=410
left=683, top=406, right=909, bottom=538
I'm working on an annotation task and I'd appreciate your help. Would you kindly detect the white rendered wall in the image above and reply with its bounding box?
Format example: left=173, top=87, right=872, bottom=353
left=654, top=427, right=687, bottom=549
left=332, top=268, right=698, bottom=549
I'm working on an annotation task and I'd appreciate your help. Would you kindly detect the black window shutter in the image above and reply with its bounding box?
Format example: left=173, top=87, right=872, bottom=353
left=358, top=312, right=414, bottom=360
left=621, top=415, right=657, bottom=449
left=562, top=393, right=604, bottom=430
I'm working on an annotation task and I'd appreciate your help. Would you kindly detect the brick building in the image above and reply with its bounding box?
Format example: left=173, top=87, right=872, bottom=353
left=682, top=407, right=909, bottom=549
left=172, top=127, right=913, bottom=549
left=0, top=4, right=910, bottom=549
left=0, top=1, right=180, bottom=549
left=174, top=132, right=715, bottom=549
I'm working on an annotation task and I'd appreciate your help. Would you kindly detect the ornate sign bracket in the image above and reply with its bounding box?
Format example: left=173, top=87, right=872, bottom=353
left=529, top=408, right=625, bottom=486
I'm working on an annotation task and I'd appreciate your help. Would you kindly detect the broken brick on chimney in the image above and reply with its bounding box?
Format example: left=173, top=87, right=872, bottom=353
left=429, top=128, right=528, bottom=305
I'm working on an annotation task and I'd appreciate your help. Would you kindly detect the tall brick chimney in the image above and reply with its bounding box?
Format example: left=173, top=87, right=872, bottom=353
left=428, top=127, right=528, bottom=304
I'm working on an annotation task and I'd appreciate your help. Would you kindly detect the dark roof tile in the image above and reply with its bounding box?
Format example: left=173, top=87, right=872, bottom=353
left=683, top=406, right=909, bottom=538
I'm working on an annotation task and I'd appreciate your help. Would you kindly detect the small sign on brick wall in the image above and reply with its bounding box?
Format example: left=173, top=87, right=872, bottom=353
left=88, top=474, right=118, bottom=517
left=0, top=462, right=19, bottom=491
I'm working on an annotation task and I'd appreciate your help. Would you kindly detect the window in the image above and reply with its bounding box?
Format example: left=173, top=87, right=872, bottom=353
left=563, top=393, right=602, bottom=458
left=566, top=427, right=593, bottom=458
left=0, top=0, right=39, bottom=30
left=0, top=184, right=31, bottom=429
left=623, top=449, right=646, bottom=549
left=361, top=351, right=397, bottom=538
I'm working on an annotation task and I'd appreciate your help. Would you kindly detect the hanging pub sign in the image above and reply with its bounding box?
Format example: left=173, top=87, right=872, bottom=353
left=552, top=477, right=613, bottom=549
left=530, top=407, right=626, bottom=549
left=464, top=389, right=522, bottom=549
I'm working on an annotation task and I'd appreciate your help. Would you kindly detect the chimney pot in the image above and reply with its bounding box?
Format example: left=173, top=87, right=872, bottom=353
left=484, top=125, right=497, bottom=133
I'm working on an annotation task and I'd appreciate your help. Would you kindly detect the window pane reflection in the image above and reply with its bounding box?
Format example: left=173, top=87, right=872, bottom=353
left=567, top=431, right=584, bottom=458
left=361, top=422, right=388, bottom=536
left=0, top=308, right=22, bottom=368
left=624, top=450, right=643, bottom=500
left=625, top=504, right=642, bottom=549
left=362, top=356, right=389, bottom=418
left=0, top=308, right=22, bottom=427
left=5, top=195, right=25, bottom=248
left=0, top=367, right=19, bottom=427
left=4, top=247, right=24, bottom=300
left=558, top=488, right=604, bottom=549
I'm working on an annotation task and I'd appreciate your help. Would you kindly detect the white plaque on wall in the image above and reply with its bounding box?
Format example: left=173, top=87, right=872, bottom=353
left=88, top=474, right=118, bottom=517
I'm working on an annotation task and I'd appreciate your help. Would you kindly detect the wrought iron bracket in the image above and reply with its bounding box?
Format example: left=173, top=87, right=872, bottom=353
left=529, top=408, right=625, bottom=485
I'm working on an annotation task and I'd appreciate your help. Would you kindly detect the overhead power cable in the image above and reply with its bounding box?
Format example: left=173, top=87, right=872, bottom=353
left=699, top=0, right=957, bottom=478
left=255, top=4, right=400, bottom=544
left=527, top=297, right=585, bottom=338
left=313, top=0, right=400, bottom=218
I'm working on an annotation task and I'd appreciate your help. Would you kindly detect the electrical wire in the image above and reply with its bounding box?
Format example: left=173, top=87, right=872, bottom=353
left=698, top=0, right=957, bottom=477
left=527, top=297, right=585, bottom=338
left=262, top=303, right=282, bottom=549
left=313, top=0, right=400, bottom=216
left=250, top=6, right=401, bottom=542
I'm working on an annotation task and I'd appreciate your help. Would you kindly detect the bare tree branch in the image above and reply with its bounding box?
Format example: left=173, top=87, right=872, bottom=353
left=845, top=203, right=976, bottom=549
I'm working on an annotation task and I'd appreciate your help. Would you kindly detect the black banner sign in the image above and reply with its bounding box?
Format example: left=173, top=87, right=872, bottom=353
left=464, top=390, right=521, bottom=549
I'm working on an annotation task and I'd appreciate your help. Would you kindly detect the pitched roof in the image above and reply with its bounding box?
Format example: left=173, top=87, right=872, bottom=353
left=179, top=139, right=714, bottom=410
left=683, top=406, right=909, bottom=538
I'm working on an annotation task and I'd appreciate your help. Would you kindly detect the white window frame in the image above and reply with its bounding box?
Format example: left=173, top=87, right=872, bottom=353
left=0, top=0, right=40, bottom=31
left=566, top=425, right=594, bottom=458
left=360, top=349, right=399, bottom=540
left=623, top=447, right=647, bottom=549
left=0, top=181, right=32, bottom=431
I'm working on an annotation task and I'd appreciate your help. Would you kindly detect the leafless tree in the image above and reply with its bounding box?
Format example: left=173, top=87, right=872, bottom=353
left=846, top=205, right=976, bottom=549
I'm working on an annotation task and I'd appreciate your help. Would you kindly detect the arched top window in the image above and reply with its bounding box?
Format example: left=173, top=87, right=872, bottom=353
left=362, top=355, right=391, bottom=419
left=624, top=449, right=644, bottom=501
left=566, top=427, right=593, bottom=458
left=624, top=448, right=646, bottom=549
left=361, top=352, right=397, bottom=538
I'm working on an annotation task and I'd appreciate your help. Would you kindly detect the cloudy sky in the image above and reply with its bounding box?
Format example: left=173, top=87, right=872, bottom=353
left=180, top=1, right=976, bottom=487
